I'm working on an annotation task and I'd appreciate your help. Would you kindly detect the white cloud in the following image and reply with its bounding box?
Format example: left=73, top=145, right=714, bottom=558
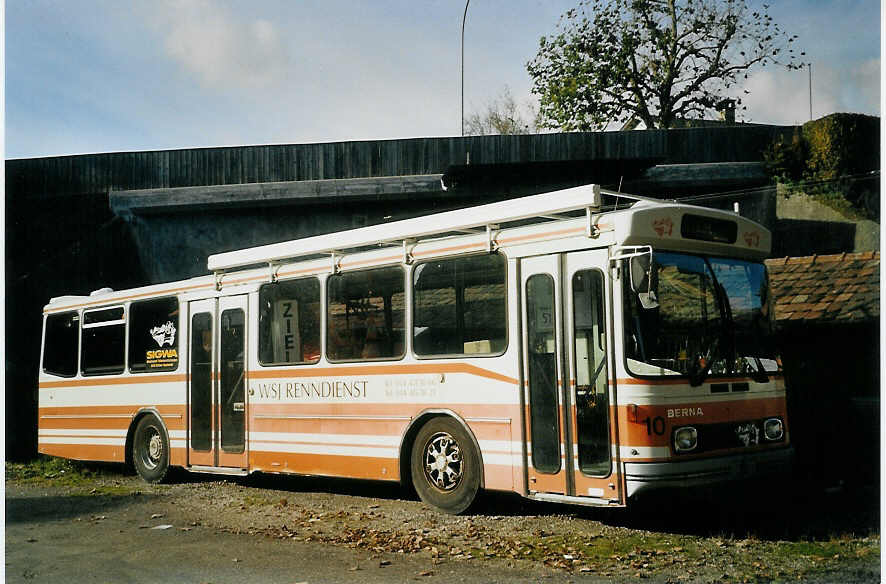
left=148, top=0, right=291, bottom=89
left=846, top=58, right=881, bottom=114
left=740, top=58, right=880, bottom=125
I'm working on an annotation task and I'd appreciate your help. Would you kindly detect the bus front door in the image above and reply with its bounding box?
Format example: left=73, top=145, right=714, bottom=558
left=188, top=296, right=249, bottom=470
left=521, top=251, right=622, bottom=505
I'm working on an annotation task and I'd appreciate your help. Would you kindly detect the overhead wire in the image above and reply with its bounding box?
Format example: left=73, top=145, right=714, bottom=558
left=674, top=170, right=880, bottom=204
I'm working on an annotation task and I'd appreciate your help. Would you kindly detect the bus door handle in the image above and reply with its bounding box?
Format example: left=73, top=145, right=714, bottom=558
left=232, top=402, right=245, bottom=412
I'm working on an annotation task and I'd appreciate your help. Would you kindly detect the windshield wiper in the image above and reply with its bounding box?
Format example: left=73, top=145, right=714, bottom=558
left=688, top=268, right=732, bottom=387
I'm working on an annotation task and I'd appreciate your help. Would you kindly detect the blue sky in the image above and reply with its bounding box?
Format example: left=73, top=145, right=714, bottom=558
left=5, top=0, right=881, bottom=159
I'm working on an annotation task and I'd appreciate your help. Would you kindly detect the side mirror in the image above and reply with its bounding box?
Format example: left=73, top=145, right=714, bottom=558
left=630, top=255, right=659, bottom=309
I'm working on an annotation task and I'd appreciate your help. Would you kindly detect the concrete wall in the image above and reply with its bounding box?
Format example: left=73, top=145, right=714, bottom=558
left=775, top=190, right=880, bottom=256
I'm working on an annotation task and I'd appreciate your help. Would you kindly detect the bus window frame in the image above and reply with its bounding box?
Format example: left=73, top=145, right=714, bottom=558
left=411, top=252, right=509, bottom=361
left=80, top=304, right=127, bottom=377
left=41, top=310, right=81, bottom=378
left=620, top=251, right=777, bottom=382
left=571, top=267, right=612, bottom=478
left=325, top=265, right=407, bottom=364
left=257, top=276, right=323, bottom=368
left=128, top=296, right=181, bottom=375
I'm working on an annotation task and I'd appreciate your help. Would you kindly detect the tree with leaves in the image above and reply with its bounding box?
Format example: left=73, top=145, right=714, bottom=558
left=527, top=0, right=803, bottom=130
left=464, top=86, right=538, bottom=135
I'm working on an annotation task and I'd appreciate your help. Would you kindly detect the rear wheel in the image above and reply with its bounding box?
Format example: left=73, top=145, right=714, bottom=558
left=132, top=415, right=170, bottom=483
left=410, top=417, right=481, bottom=514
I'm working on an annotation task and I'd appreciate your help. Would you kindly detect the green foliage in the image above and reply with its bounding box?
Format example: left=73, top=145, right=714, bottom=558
left=762, top=129, right=807, bottom=182
left=527, top=0, right=802, bottom=131
left=802, top=113, right=880, bottom=181
left=763, top=113, right=880, bottom=219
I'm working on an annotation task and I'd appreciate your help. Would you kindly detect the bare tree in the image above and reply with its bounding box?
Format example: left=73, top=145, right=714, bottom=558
left=464, top=87, right=538, bottom=135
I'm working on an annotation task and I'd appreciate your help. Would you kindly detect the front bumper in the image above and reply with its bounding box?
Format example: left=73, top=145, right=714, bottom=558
left=624, top=447, right=794, bottom=499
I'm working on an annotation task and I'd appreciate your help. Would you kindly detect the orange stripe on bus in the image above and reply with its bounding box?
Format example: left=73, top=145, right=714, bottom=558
left=39, top=404, right=186, bottom=416
left=250, top=451, right=400, bottom=481
left=496, top=226, right=586, bottom=245
left=248, top=363, right=519, bottom=386
left=38, top=405, right=187, bottom=433
left=39, top=373, right=188, bottom=389
left=38, top=442, right=127, bottom=463
left=412, top=242, right=487, bottom=258
left=339, top=254, right=403, bottom=269
left=277, top=267, right=328, bottom=278
left=250, top=402, right=522, bottom=419
left=615, top=375, right=784, bottom=386
left=219, top=274, right=268, bottom=286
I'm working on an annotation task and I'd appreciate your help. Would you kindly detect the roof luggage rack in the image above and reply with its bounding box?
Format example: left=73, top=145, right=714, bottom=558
left=208, top=184, right=661, bottom=273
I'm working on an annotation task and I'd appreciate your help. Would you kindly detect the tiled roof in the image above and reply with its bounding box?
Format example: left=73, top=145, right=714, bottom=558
left=766, top=251, right=880, bottom=324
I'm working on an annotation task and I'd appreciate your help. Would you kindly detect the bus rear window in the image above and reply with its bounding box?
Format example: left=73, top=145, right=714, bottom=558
left=82, top=306, right=125, bottom=376
left=43, top=311, right=79, bottom=377
left=129, top=297, right=180, bottom=373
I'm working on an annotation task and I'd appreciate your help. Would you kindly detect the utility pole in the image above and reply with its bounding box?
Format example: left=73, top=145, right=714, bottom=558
left=461, top=0, right=470, bottom=136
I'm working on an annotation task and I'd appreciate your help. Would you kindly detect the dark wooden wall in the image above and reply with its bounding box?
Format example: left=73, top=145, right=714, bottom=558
left=7, top=126, right=794, bottom=198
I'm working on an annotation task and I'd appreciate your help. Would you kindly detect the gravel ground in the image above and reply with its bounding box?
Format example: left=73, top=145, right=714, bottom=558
left=5, top=463, right=881, bottom=583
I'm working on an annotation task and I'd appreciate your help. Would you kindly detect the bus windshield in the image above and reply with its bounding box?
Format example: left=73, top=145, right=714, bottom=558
left=624, top=251, right=779, bottom=384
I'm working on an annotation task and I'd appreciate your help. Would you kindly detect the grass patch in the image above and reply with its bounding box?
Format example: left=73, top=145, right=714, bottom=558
left=6, top=455, right=123, bottom=488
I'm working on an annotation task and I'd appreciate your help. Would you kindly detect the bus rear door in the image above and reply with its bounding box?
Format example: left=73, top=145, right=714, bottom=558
left=188, top=296, right=249, bottom=470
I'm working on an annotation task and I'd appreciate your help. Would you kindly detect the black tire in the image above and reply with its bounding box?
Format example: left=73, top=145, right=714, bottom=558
left=410, top=417, right=481, bottom=514
left=132, top=415, right=170, bottom=483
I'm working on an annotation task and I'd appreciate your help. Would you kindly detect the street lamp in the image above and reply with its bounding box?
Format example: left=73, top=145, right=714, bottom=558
left=807, top=62, right=813, bottom=121
left=461, top=0, right=470, bottom=136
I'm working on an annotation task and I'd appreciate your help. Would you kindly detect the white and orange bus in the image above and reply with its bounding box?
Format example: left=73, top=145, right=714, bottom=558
left=38, top=184, right=791, bottom=513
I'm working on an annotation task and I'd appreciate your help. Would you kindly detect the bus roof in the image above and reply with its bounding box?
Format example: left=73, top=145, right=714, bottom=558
left=207, top=184, right=611, bottom=272
left=207, top=184, right=770, bottom=273
left=45, top=185, right=772, bottom=313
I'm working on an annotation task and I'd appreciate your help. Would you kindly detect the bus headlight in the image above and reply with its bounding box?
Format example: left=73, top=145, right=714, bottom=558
left=674, top=426, right=698, bottom=453
left=763, top=418, right=784, bottom=441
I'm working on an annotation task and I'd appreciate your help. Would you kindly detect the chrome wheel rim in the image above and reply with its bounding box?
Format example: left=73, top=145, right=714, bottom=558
left=141, top=426, right=163, bottom=470
left=423, top=431, right=463, bottom=491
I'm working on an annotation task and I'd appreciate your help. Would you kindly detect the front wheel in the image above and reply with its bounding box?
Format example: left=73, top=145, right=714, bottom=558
left=410, top=417, right=481, bottom=514
left=132, top=415, right=170, bottom=483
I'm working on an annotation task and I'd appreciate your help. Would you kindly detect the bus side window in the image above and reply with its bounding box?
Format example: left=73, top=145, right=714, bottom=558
left=81, top=306, right=125, bottom=376
left=258, top=278, right=321, bottom=365
left=327, top=266, right=405, bottom=362
left=43, top=311, right=80, bottom=377
left=413, top=253, right=507, bottom=357
left=129, top=297, right=180, bottom=373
